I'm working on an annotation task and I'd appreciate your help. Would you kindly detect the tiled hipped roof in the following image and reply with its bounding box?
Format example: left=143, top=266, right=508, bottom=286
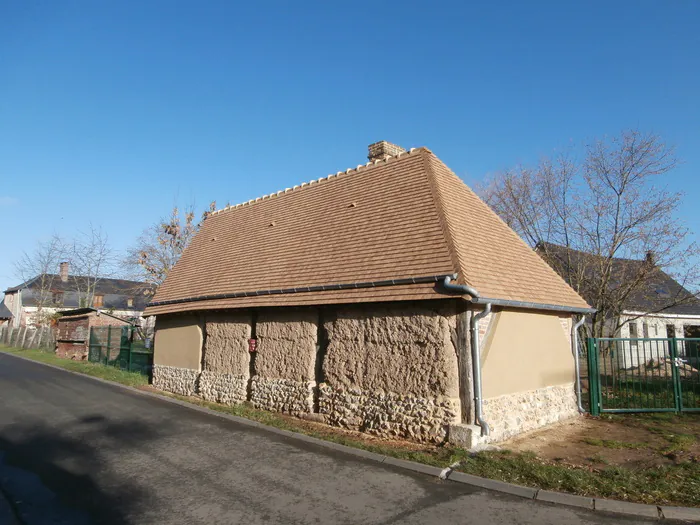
left=145, top=148, right=589, bottom=316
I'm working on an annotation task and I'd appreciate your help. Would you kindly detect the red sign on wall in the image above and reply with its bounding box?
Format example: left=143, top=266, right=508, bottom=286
left=248, top=338, right=257, bottom=352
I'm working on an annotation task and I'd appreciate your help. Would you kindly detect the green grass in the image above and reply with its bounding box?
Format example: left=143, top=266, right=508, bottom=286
left=3, top=344, right=700, bottom=507
left=581, top=437, right=647, bottom=449
left=0, top=345, right=148, bottom=387
left=660, top=433, right=696, bottom=454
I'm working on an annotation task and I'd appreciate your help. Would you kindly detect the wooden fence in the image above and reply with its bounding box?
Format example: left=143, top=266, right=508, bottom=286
left=0, top=324, right=55, bottom=350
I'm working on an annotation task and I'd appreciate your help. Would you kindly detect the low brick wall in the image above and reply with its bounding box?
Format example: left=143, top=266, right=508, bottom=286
left=482, top=383, right=578, bottom=443
left=56, top=341, right=88, bottom=360
left=153, top=364, right=200, bottom=396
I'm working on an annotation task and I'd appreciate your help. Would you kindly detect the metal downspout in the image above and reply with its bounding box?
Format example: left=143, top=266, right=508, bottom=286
left=443, top=275, right=491, bottom=437
left=572, top=316, right=587, bottom=413
left=471, top=303, right=492, bottom=436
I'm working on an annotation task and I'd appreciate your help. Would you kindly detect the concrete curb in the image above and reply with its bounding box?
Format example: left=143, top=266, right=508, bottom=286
left=2, top=351, right=700, bottom=523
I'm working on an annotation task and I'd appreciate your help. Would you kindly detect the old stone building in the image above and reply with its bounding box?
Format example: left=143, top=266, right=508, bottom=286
left=145, top=142, right=593, bottom=445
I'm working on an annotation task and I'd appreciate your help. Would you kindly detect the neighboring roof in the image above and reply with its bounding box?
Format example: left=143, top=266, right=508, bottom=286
left=4, top=275, right=152, bottom=295
left=0, top=302, right=12, bottom=320
left=4, top=276, right=154, bottom=310
left=57, top=307, right=133, bottom=324
left=538, top=242, right=700, bottom=316
left=146, top=147, right=589, bottom=316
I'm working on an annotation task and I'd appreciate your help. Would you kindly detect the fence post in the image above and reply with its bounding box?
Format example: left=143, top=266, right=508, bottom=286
left=105, top=326, right=112, bottom=366
left=128, top=326, right=134, bottom=373
left=670, top=337, right=682, bottom=412
left=587, top=338, right=600, bottom=415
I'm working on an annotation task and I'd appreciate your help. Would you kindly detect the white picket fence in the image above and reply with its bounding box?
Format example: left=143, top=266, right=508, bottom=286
left=0, top=324, right=55, bottom=350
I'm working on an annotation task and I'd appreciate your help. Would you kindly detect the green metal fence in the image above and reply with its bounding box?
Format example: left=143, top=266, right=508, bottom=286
left=588, top=337, right=700, bottom=415
left=88, top=325, right=153, bottom=376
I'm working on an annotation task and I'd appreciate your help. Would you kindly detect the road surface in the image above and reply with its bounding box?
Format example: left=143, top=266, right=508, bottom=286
left=0, top=352, right=655, bottom=524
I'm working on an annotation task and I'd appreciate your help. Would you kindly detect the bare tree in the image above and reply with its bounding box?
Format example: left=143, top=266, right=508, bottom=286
left=124, top=202, right=216, bottom=287
left=65, top=225, right=117, bottom=307
left=479, top=130, right=699, bottom=337
left=14, top=234, right=66, bottom=322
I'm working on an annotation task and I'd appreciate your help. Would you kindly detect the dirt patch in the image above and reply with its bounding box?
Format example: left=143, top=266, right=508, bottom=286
left=503, top=413, right=700, bottom=469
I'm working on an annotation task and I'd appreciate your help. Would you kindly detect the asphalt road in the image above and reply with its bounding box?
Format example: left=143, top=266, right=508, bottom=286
left=0, top=353, right=657, bottom=525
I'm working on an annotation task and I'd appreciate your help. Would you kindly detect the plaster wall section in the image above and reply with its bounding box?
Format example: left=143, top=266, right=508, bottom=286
left=200, top=312, right=252, bottom=404
left=250, top=309, right=318, bottom=414
left=320, top=302, right=460, bottom=442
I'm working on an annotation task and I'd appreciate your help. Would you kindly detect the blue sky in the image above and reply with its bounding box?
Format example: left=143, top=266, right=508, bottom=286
left=1, top=1, right=698, bottom=292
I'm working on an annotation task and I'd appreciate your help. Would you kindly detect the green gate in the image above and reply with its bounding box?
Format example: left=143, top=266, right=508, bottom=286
left=88, top=325, right=153, bottom=376
left=588, top=337, right=700, bottom=415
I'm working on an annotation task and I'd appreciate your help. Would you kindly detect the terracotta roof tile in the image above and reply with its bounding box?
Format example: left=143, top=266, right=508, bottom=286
left=145, top=148, right=588, bottom=315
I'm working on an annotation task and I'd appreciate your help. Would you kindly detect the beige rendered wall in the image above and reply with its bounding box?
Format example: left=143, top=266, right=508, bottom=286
left=154, top=315, right=203, bottom=370
left=481, top=309, right=574, bottom=398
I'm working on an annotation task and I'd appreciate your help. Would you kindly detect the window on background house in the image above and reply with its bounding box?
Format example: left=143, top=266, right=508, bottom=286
left=629, top=322, right=638, bottom=339
left=653, top=324, right=658, bottom=336
left=93, top=295, right=104, bottom=308
left=643, top=322, right=649, bottom=338
left=127, top=298, right=134, bottom=308
left=667, top=325, right=676, bottom=338
left=52, top=292, right=64, bottom=305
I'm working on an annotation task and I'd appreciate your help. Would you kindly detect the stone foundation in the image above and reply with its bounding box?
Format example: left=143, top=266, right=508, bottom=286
left=250, top=376, right=315, bottom=415
left=199, top=370, right=248, bottom=405
left=482, top=383, right=578, bottom=443
left=152, top=364, right=200, bottom=396
left=319, top=384, right=459, bottom=443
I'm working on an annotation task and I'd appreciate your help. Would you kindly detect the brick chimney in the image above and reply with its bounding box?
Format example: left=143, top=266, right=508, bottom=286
left=368, top=141, right=406, bottom=162
left=59, top=262, right=70, bottom=283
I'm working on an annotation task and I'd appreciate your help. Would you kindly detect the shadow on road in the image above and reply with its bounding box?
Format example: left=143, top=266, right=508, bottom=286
left=0, top=413, right=165, bottom=524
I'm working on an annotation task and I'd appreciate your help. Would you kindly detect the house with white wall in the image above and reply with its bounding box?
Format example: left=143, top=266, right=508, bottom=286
left=2, top=262, right=155, bottom=329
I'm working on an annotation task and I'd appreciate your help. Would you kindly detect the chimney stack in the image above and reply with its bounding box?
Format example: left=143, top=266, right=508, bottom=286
left=645, top=251, right=656, bottom=266
left=59, top=262, right=70, bottom=283
left=368, top=141, right=406, bottom=162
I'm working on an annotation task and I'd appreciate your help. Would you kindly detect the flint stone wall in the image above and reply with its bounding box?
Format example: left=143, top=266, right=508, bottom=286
left=482, top=382, right=578, bottom=443
left=319, top=384, right=459, bottom=442
left=199, top=312, right=251, bottom=403
left=251, top=377, right=315, bottom=415
left=319, top=303, right=460, bottom=442
left=199, top=370, right=248, bottom=404
left=153, top=364, right=200, bottom=396
left=250, top=309, right=317, bottom=413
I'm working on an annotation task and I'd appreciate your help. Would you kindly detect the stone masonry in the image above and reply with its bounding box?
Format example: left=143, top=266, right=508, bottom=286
left=482, top=382, right=578, bottom=443
left=152, top=364, right=200, bottom=396
left=319, top=384, right=459, bottom=442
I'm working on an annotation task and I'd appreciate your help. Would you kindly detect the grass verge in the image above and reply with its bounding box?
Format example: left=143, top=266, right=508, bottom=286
left=2, top=345, right=699, bottom=507
left=0, top=345, right=148, bottom=387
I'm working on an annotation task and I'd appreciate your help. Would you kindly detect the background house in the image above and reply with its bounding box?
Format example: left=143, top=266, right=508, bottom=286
left=537, top=242, right=700, bottom=367
left=145, top=141, right=592, bottom=446
left=2, top=262, right=155, bottom=329
left=0, top=302, right=11, bottom=327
